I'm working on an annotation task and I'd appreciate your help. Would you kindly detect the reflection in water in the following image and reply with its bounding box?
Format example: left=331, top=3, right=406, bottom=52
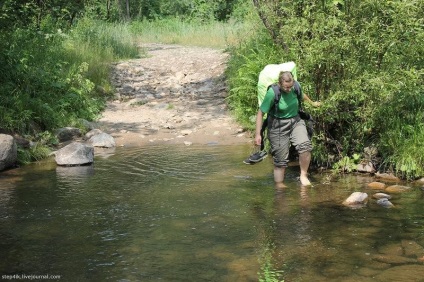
left=56, top=164, right=95, bottom=179
left=0, top=144, right=423, bottom=281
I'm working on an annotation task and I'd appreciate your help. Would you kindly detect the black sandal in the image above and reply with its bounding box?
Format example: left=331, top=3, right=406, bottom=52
left=243, top=151, right=267, bottom=164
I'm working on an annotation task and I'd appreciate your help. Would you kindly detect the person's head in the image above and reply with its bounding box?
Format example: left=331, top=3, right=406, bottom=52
left=278, top=71, right=294, bottom=93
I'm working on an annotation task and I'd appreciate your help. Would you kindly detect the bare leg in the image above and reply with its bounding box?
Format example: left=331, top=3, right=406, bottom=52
left=274, top=166, right=287, bottom=188
left=299, top=152, right=311, bottom=186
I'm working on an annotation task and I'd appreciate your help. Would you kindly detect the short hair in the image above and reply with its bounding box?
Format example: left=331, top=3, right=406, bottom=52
left=278, top=71, right=294, bottom=85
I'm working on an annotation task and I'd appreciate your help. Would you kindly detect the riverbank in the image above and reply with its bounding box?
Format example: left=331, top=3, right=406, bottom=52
left=96, top=43, right=252, bottom=147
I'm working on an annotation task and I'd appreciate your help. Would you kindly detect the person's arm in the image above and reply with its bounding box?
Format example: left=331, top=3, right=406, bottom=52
left=303, top=93, right=321, bottom=107
left=255, top=109, right=264, bottom=146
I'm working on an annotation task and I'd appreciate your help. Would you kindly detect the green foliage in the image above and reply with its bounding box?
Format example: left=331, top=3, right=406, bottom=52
left=17, top=144, right=52, bottom=165
left=82, top=0, right=241, bottom=22
left=66, top=18, right=140, bottom=87
left=130, top=17, right=252, bottom=48
left=0, top=0, right=85, bottom=30
left=380, top=124, right=424, bottom=180
left=226, top=31, right=283, bottom=129
left=258, top=243, right=284, bottom=282
left=70, top=18, right=139, bottom=59
left=0, top=15, right=140, bottom=168
left=332, top=154, right=361, bottom=173
left=226, top=0, right=424, bottom=178
left=0, top=0, right=249, bottom=165
left=0, top=26, right=103, bottom=133
left=16, top=131, right=57, bottom=165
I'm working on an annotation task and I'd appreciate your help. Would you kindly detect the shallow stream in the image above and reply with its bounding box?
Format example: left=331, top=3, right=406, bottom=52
left=0, top=144, right=423, bottom=281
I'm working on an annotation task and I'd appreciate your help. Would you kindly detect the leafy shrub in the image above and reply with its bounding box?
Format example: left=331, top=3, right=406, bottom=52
left=226, top=0, right=424, bottom=178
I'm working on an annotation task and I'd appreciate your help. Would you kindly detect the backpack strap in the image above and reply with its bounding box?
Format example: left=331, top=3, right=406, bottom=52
left=267, top=84, right=280, bottom=115
left=293, top=81, right=303, bottom=110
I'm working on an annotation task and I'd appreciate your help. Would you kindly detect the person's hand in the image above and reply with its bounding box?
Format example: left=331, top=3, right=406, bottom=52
left=312, top=101, right=321, bottom=107
left=255, top=134, right=262, bottom=146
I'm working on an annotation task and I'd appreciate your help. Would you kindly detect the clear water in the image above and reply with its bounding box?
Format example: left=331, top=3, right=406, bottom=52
left=0, top=144, right=423, bottom=281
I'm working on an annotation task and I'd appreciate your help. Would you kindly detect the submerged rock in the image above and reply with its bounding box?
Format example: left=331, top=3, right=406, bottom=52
left=368, top=181, right=386, bottom=190
left=385, top=185, right=412, bottom=193
left=376, top=198, right=395, bottom=208
left=373, top=192, right=391, bottom=199
left=401, top=240, right=424, bottom=258
left=342, top=192, right=368, bottom=208
left=374, top=265, right=424, bottom=281
left=372, top=254, right=416, bottom=265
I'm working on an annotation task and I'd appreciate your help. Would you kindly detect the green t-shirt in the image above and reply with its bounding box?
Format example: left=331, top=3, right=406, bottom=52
left=259, top=86, right=301, bottom=119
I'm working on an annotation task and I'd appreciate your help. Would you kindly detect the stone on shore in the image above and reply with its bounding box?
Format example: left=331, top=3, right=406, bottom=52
left=0, top=134, right=17, bottom=171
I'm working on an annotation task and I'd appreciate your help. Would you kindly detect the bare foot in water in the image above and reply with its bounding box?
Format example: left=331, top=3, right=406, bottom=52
left=300, top=175, right=311, bottom=186
left=275, top=182, right=288, bottom=189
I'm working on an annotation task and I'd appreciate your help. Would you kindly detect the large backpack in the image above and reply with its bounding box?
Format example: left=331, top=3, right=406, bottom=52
left=257, top=61, right=297, bottom=106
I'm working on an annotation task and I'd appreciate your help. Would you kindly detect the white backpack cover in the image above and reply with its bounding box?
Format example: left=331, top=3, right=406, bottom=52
left=257, top=61, right=297, bottom=105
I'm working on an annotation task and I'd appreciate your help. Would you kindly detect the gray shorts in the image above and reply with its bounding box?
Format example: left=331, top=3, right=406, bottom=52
left=268, top=115, right=312, bottom=167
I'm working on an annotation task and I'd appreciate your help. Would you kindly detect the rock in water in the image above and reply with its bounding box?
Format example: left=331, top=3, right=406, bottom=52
left=376, top=198, right=395, bottom=208
left=373, top=192, right=391, bottom=199
left=54, top=142, right=94, bottom=166
left=343, top=192, right=368, bottom=208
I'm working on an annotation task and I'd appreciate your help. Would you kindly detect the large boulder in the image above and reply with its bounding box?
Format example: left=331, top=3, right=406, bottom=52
left=54, top=142, right=94, bottom=166
left=0, top=134, right=17, bottom=171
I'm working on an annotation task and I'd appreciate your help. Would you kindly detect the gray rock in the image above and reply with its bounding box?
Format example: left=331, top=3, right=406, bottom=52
left=0, top=134, right=17, bottom=171
left=54, top=142, right=94, bottom=166
left=88, top=132, right=116, bottom=148
left=56, top=127, right=82, bottom=142
left=357, top=162, right=375, bottom=173
left=376, top=198, right=395, bottom=208
left=85, top=129, right=103, bottom=140
left=79, top=119, right=96, bottom=131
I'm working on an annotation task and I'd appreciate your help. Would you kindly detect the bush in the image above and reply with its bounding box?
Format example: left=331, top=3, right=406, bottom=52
left=0, top=17, right=140, bottom=164
left=226, top=0, right=424, bottom=178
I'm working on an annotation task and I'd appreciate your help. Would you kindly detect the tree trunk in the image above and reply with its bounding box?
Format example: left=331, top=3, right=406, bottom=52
left=252, top=0, right=288, bottom=51
left=126, top=0, right=130, bottom=20
left=106, top=0, right=111, bottom=20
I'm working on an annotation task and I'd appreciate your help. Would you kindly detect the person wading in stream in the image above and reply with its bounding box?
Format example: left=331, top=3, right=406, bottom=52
left=254, top=71, right=320, bottom=188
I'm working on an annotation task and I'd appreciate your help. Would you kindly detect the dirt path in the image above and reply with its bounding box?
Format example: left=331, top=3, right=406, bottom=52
left=97, top=43, right=251, bottom=147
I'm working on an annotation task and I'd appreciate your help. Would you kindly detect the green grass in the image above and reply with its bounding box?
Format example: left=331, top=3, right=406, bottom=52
left=130, top=18, right=254, bottom=49
left=65, top=18, right=141, bottom=90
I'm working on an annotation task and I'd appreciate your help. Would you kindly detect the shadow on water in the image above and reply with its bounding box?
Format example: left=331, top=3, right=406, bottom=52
left=0, top=144, right=423, bottom=281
